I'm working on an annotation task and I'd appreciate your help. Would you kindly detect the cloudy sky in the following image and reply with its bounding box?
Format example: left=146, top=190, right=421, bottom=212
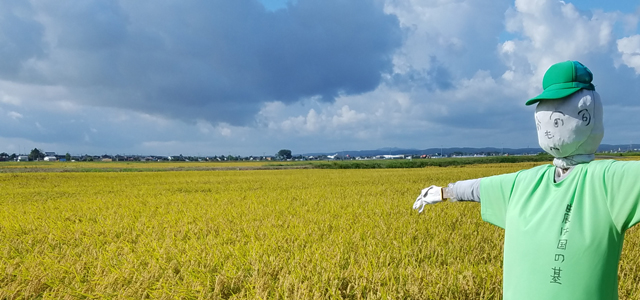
left=1, top=0, right=639, bottom=156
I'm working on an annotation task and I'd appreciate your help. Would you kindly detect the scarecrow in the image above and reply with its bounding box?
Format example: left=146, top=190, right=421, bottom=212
left=413, top=61, right=640, bottom=299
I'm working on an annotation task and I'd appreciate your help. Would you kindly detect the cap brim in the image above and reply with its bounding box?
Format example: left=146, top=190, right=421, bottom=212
left=525, top=87, right=582, bottom=106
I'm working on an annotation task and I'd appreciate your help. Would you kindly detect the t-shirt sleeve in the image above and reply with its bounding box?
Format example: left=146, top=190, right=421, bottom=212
left=479, top=171, right=520, bottom=229
left=604, top=161, right=640, bottom=231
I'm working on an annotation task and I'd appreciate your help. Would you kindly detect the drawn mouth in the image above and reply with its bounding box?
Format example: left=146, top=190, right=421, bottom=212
left=550, top=147, right=560, bottom=151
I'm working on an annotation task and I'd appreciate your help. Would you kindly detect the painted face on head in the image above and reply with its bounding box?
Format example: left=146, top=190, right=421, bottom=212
left=534, top=89, right=604, bottom=158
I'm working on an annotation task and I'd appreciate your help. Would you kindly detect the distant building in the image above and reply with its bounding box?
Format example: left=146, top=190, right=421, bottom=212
left=44, top=156, right=57, bottom=161
left=17, top=156, right=29, bottom=161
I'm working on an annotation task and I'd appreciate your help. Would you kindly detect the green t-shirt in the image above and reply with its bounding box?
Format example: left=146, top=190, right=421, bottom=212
left=480, top=160, right=640, bottom=300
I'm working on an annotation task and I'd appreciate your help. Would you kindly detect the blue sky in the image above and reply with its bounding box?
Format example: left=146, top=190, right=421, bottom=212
left=576, top=0, right=639, bottom=12
left=260, top=0, right=291, bottom=11
left=0, top=0, right=639, bottom=156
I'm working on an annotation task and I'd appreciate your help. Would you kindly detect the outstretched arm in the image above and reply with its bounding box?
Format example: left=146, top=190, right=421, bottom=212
left=412, top=178, right=481, bottom=213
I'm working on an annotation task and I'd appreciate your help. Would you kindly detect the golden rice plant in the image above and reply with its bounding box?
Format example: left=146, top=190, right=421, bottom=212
left=0, top=162, right=638, bottom=299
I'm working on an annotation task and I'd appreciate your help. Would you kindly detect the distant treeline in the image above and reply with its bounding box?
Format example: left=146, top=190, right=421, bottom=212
left=602, top=151, right=640, bottom=157
left=307, top=155, right=554, bottom=169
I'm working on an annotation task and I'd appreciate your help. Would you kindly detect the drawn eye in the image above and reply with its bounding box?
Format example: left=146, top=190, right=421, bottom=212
left=578, top=109, right=591, bottom=126
left=553, top=118, right=564, bottom=127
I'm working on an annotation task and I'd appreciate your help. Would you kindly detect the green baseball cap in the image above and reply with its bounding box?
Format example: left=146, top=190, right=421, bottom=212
left=525, top=60, right=595, bottom=106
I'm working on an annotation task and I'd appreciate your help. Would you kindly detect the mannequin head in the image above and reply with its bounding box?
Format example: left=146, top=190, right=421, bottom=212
left=534, top=89, right=603, bottom=158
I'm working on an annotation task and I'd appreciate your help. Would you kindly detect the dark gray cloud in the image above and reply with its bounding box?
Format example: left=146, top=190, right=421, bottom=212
left=388, top=57, right=454, bottom=91
left=2, top=0, right=402, bottom=125
left=0, top=1, right=45, bottom=77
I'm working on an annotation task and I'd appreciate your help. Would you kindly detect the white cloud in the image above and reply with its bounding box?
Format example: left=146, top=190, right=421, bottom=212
left=304, top=109, right=320, bottom=132
left=499, top=0, right=621, bottom=98
left=331, top=105, right=366, bottom=127
left=507, top=1, right=614, bottom=57
left=617, top=35, right=640, bottom=73
left=7, top=111, right=23, bottom=120
left=501, top=40, right=516, bottom=54
left=1, top=92, right=21, bottom=105
left=196, top=119, right=214, bottom=134
left=218, top=126, right=232, bottom=137
left=55, top=100, right=82, bottom=112
left=0, top=1, right=639, bottom=156
left=386, top=0, right=508, bottom=78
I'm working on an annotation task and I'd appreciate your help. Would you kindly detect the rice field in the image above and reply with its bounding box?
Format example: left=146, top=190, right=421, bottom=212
left=0, top=161, right=270, bottom=172
left=1, top=162, right=639, bottom=299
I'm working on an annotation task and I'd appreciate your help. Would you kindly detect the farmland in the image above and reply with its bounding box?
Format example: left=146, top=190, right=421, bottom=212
left=1, top=161, right=639, bottom=299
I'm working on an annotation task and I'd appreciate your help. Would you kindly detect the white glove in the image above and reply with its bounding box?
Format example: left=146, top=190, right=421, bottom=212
left=413, top=185, right=444, bottom=213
